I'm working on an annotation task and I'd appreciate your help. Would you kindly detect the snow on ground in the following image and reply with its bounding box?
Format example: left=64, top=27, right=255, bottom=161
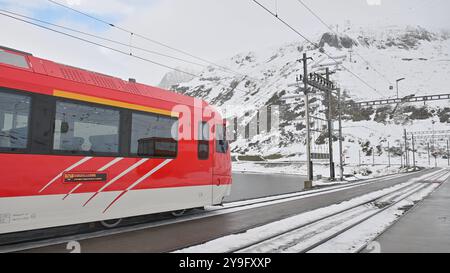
left=233, top=161, right=412, bottom=183
left=340, top=118, right=450, bottom=166
left=309, top=183, right=440, bottom=253
left=231, top=117, right=450, bottom=166
left=175, top=169, right=442, bottom=253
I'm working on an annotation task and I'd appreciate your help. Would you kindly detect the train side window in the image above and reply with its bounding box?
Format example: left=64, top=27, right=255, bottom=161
left=198, top=121, right=209, bottom=160
left=53, top=101, right=120, bottom=154
left=0, top=91, right=31, bottom=150
left=215, top=124, right=228, bottom=154
left=131, top=112, right=178, bottom=158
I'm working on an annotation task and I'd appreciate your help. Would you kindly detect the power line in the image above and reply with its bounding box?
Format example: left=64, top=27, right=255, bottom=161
left=0, top=8, right=207, bottom=69
left=1, top=8, right=300, bottom=115
left=295, top=0, right=393, bottom=86
left=0, top=11, right=198, bottom=77
left=47, top=0, right=254, bottom=81
left=252, top=0, right=385, bottom=97
left=295, top=0, right=331, bottom=33
left=46, top=0, right=328, bottom=106
left=48, top=0, right=382, bottom=103
left=0, top=11, right=255, bottom=97
left=253, top=0, right=315, bottom=44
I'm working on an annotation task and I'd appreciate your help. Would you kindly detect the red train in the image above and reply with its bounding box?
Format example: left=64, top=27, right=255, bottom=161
left=0, top=45, right=231, bottom=234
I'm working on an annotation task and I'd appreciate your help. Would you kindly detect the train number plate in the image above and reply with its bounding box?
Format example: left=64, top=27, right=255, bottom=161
left=63, top=172, right=107, bottom=183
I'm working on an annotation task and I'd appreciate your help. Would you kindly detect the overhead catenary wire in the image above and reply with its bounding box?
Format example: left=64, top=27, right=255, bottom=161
left=252, top=0, right=390, bottom=150
left=252, top=0, right=386, bottom=98
left=5, top=8, right=215, bottom=69
left=46, top=0, right=369, bottom=110
left=295, top=0, right=393, bottom=87
left=0, top=8, right=207, bottom=69
left=0, top=11, right=198, bottom=77
left=0, top=11, right=257, bottom=96
left=46, top=0, right=326, bottom=111
left=46, top=0, right=256, bottom=81
left=0, top=8, right=302, bottom=119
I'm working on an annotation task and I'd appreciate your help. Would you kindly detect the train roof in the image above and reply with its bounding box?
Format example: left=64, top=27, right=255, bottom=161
left=0, top=45, right=208, bottom=108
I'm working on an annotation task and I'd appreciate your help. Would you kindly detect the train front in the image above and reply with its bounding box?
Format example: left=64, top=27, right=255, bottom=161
left=206, top=101, right=232, bottom=205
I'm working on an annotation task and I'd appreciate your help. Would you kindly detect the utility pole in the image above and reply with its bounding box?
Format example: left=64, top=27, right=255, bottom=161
left=400, top=143, right=404, bottom=168
left=326, top=68, right=335, bottom=180
left=337, top=88, right=344, bottom=181
left=404, top=129, right=409, bottom=168
left=447, top=139, right=450, bottom=166
left=372, top=147, right=375, bottom=166
left=301, top=53, right=313, bottom=183
left=396, top=78, right=405, bottom=99
left=432, top=120, right=436, bottom=168
left=428, top=142, right=431, bottom=166
left=411, top=134, right=416, bottom=169
left=388, top=142, right=391, bottom=167
left=359, top=150, right=361, bottom=166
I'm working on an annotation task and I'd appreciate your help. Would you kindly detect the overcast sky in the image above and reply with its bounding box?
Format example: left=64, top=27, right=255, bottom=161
left=1, top=0, right=449, bottom=85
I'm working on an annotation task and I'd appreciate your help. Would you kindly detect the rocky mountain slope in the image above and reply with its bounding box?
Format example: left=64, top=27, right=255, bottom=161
left=164, top=25, right=450, bottom=163
left=158, top=67, right=198, bottom=89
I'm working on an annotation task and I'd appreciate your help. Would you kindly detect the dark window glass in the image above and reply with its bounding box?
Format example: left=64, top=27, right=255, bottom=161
left=0, top=50, right=29, bottom=69
left=216, top=124, right=228, bottom=153
left=131, top=112, right=178, bottom=158
left=198, top=122, right=209, bottom=160
left=0, top=91, right=31, bottom=149
left=53, top=101, right=120, bottom=154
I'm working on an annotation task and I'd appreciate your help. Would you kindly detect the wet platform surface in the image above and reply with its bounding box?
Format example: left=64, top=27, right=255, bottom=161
left=376, top=169, right=450, bottom=253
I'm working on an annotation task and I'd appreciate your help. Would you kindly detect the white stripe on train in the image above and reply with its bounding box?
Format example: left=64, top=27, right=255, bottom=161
left=62, top=157, right=125, bottom=200
left=83, top=158, right=149, bottom=207
left=38, top=156, right=93, bottom=193
left=102, top=159, right=173, bottom=212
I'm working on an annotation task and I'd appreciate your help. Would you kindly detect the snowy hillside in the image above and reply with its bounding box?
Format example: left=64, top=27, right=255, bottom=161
left=170, top=25, right=450, bottom=109
left=164, top=25, right=450, bottom=164
left=158, top=67, right=199, bottom=89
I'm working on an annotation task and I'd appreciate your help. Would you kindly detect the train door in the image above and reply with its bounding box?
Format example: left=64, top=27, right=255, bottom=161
left=212, top=122, right=232, bottom=205
left=197, top=120, right=213, bottom=202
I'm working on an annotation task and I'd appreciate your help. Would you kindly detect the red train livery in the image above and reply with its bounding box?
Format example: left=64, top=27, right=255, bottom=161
left=0, top=46, right=232, bottom=234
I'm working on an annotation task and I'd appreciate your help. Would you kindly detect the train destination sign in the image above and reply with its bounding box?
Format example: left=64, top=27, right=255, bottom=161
left=63, top=172, right=108, bottom=183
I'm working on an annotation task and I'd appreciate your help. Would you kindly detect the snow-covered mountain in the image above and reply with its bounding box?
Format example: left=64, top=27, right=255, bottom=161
left=162, top=25, right=450, bottom=163
left=158, top=67, right=199, bottom=89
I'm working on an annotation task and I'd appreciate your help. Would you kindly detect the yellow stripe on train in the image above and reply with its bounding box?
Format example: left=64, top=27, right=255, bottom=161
left=53, top=90, right=179, bottom=117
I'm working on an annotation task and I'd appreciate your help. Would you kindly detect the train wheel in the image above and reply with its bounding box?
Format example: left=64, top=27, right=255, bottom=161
left=171, top=209, right=187, bottom=217
left=100, top=218, right=123, bottom=228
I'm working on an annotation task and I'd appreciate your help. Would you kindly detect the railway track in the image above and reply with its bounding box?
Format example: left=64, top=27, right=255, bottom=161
left=354, top=170, right=450, bottom=253
left=227, top=169, right=450, bottom=253
left=0, top=169, right=429, bottom=252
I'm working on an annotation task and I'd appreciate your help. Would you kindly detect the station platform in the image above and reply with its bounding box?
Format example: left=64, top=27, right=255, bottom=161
left=376, top=170, right=450, bottom=253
